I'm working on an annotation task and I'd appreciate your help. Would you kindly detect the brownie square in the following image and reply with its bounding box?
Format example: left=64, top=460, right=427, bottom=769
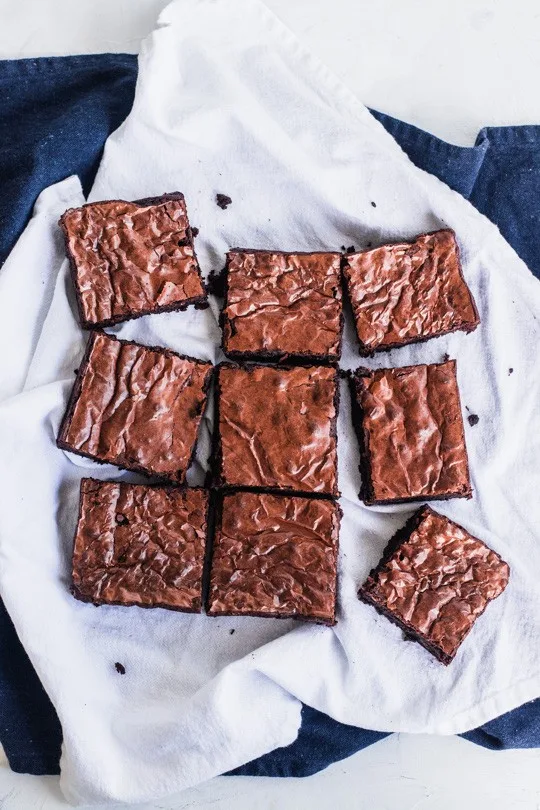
left=57, top=331, right=213, bottom=483
left=351, top=359, right=471, bottom=505
left=222, top=250, right=343, bottom=363
left=60, top=193, right=207, bottom=329
left=72, top=478, right=209, bottom=611
left=207, top=491, right=340, bottom=624
left=216, top=363, right=339, bottom=496
left=358, top=505, right=510, bottom=664
left=343, top=229, right=479, bottom=355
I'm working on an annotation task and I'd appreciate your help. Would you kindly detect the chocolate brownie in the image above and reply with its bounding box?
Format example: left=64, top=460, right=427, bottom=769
left=57, top=331, right=213, bottom=483
left=215, top=363, right=339, bottom=496
left=60, top=193, right=207, bottom=329
left=343, top=229, right=479, bottom=355
left=351, top=360, right=471, bottom=504
left=72, top=479, right=209, bottom=611
left=358, top=505, right=510, bottom=664
left=207, top=490, right=340, bottom=625
left=222, top=250, right=343, bottom=363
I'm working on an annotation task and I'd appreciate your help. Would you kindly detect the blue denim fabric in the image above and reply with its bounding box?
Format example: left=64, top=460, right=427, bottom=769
left=0, top=54, right=538, bottom=778
left=0, top=54, right=137, bottom=267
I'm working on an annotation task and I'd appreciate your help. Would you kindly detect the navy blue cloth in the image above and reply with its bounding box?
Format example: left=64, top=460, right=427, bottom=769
left=371, top=111, right=540, bottom=280
left=0, top=54, right=138, bottom=267
left=0, top=54, right=539, bottom=779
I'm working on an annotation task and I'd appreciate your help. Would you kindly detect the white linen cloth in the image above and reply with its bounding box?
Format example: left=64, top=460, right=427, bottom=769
left=1, top=0, right=540, bottom=804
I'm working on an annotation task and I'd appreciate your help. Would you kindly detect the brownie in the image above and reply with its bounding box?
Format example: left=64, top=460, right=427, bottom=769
left=57, top=331, right=213, bottom=483
left=215, top=363, right=339, bottom=496
left=222, top=250, right=343, bottom=363
left=351, top=360, right=471, bottom=505
left=343, top=229, right=480, bottom=355
left=60, top=193, right=207, bottom=329
left=72, top=478, right=209, bottom=611
left=207, top=490, right=340, bottom=625
left=358, top=505, right=510, bottom=664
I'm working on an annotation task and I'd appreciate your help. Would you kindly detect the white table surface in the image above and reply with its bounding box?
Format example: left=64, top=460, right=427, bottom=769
left=0, top=1, right=539, bottom=808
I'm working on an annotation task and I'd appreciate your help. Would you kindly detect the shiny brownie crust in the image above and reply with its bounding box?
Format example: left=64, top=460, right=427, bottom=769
left=221, top=249, right=343, bottom=364
left=213, top=362, right=340, bottom=497
left=60, top=192, right=208, bottom=329
left=72, top=478, right=209, bottom=612
left=343, top=229, right=480, bottom=356
left=57, top=331, right=213, bottom=484
left=358, top=505, right=510, bottom=664
left=350, top=360, right=472, bottom=505
left=207, top=490, right=341, bottom=625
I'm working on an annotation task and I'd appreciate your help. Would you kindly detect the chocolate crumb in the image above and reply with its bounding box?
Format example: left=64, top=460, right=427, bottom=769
left=467, top=414, right=479, bottom=427
left=366, top=242, right=372, bottom=248
left=74, top=369, right=79, bottom=375
left=443, top=353, right=450, bottom=362
left=207, top=268, right=227, bottom=298
left=114, top=662, right=126, bottom=675
left=508, top=368, right=514, bottom=375
left=371, top=201, right=377, bottom=208
left=229, top=629, right=235, bottom=635
left=191, top=226, right=199, bottom=238
left=340, top=245, right=356, bottom=254
left=216, top=193, right=232, bottom=210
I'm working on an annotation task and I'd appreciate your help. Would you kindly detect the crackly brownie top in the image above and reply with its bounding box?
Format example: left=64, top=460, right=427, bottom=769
left=344, top=230, right=479, bottom=352
left=60, top=195, right=205, bottom=326
left=59, top=332, right=212, bottom=482
left=207, top=491, right=339, bottom=623
left=72, top=479, right=208, bottom=609
left=222, top=251, right=342, bottom=358
left=355, top=360, right=471, bottom=502
left=218, top=364, right=338, bottom=494
left=360, top=507, right=510, bottom=661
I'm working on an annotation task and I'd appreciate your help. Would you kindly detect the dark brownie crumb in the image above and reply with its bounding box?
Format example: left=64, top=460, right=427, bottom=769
left=366, top=242, right=372, bottom=248
left=443, top=353, right=450, bottom=362
left=229, top=628, right=235, bottom=635
left=74, top=369, right=79, bottom=375
left=371, top=201, right=377, bottom=208
left=508, top=368, right=514, bottom=375
left=114, top=662, right=126, bottom=675
left=216, top=194, right=232, bottom=210
left=191, top=226, right=199, bottom=238
left=207, top=267, right=226, bottom=297
left=340, top=245, right=356, bottom=254
left=467, top=414, right=479, bottom=427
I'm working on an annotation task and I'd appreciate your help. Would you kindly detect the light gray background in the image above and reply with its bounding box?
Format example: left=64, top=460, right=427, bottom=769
left=0, top=0, right=539, bottom=807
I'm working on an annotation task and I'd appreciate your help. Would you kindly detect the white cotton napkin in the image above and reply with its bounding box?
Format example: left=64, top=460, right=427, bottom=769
left=1, top=0, right=540, bottom=804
